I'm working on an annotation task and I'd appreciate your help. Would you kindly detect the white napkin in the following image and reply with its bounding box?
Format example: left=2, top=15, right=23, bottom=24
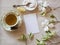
left=23, top=14, right=39, bottom=34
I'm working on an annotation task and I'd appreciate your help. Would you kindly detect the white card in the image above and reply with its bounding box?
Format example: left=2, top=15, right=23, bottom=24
left=23, top=14, right=39, bottom=34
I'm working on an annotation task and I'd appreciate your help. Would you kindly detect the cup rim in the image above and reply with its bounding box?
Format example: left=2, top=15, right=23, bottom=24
left=3, top=12, right=18, bottom=27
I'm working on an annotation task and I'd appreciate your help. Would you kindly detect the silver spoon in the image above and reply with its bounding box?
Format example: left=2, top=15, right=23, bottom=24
left=13, top=3, right=31, bottom=8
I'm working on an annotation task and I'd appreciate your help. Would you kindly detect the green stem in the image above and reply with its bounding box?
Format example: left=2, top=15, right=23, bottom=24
left=53, top=7, right=60, bottom=10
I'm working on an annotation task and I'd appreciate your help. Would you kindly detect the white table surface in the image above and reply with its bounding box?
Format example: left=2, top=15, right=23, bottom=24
left=0, top=0, right=60, bottom=45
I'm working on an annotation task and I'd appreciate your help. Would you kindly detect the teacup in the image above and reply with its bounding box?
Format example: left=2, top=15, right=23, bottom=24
left=1, top=10, right=22, bottom=31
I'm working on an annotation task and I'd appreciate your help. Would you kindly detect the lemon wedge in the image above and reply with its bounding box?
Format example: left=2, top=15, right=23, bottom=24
left=17, top=7, right=26, bottom=12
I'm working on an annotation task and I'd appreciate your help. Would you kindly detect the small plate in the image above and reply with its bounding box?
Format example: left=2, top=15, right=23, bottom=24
left=1, top=15, right=22, bottom=31
left=22, top=0, right=37, bottom=11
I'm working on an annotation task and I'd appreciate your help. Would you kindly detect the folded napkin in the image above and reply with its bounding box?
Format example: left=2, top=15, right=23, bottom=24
left=23, top=14, right=39, bottom=34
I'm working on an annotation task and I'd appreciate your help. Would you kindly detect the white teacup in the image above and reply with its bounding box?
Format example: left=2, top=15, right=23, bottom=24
left=1, top=10, right=22, bottom=31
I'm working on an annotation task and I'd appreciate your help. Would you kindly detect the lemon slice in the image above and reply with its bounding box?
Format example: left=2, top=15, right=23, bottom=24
left=17, top=7, right=26, bottom=12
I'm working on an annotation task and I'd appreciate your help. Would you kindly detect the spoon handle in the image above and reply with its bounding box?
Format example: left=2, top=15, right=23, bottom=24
left=13, top=5, right=25, bottom=7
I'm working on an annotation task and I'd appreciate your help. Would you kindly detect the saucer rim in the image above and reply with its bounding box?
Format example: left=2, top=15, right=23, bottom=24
left=22, top=0, right=37, bottom=11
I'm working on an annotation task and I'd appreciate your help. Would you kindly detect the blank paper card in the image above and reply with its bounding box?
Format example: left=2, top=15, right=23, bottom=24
left=23, top=14, right=39, bottom=34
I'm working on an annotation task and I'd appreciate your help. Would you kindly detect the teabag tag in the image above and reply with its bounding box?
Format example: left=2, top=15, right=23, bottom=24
left=23, top=14, right=39, bottom=34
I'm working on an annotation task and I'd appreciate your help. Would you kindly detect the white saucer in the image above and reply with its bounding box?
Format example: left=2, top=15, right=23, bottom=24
left=22, top=0, right=37, bottom=11
left=1, top=18, right=11, bottom=31
left=1, top=15, right=22, bottom=31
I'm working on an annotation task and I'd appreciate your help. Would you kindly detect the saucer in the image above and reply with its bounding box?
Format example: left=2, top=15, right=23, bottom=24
left=1, top=15, right=22, bottom=31
left=22, top=0, right=37, bottom=11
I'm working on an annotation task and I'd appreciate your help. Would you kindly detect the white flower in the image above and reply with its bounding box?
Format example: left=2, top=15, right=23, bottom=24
left=43, top=1, right=49, bottom=7
left=38, top=1, right=49, bottom=13
left=48, top=23, right=55, bottom=28
left=41, top=7, right=46, bottom=12
left=44, top=26, right=49, bottom=32
left=41, top=19, right=49, bottom=27
left=37, top=0, right=43, bottom=5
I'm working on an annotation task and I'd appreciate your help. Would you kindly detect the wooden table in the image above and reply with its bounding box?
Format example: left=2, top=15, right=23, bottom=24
left=0, top=0, right=60, bottom=45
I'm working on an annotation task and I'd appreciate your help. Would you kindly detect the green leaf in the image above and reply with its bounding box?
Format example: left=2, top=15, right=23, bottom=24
left=42, top=34, right=51, bottom=41
left=23, top=34, right=27, bottom=41
left=36, top=39, right=40, bottom=42
left=36, top=40, right=45, bottom=45
left=42, top=36, right=49, bottom=41
left=18, top=34, right=27, bottom=41
left=50, top=31, right=56, bottom=36
left=42, top=31, right=56, bottom=41
left=41, top=12, right=46, bottom=16
left=29, top=33, right=34, bottom=40
left=49, top=20, right=56, bottom=24
left=37, top=42, right=41, bottom=45
left=50, top=14, right=55, bottom=18
left=40, top=41, right=45, bottom=45
left=45, top=30, right=51, bottom=33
